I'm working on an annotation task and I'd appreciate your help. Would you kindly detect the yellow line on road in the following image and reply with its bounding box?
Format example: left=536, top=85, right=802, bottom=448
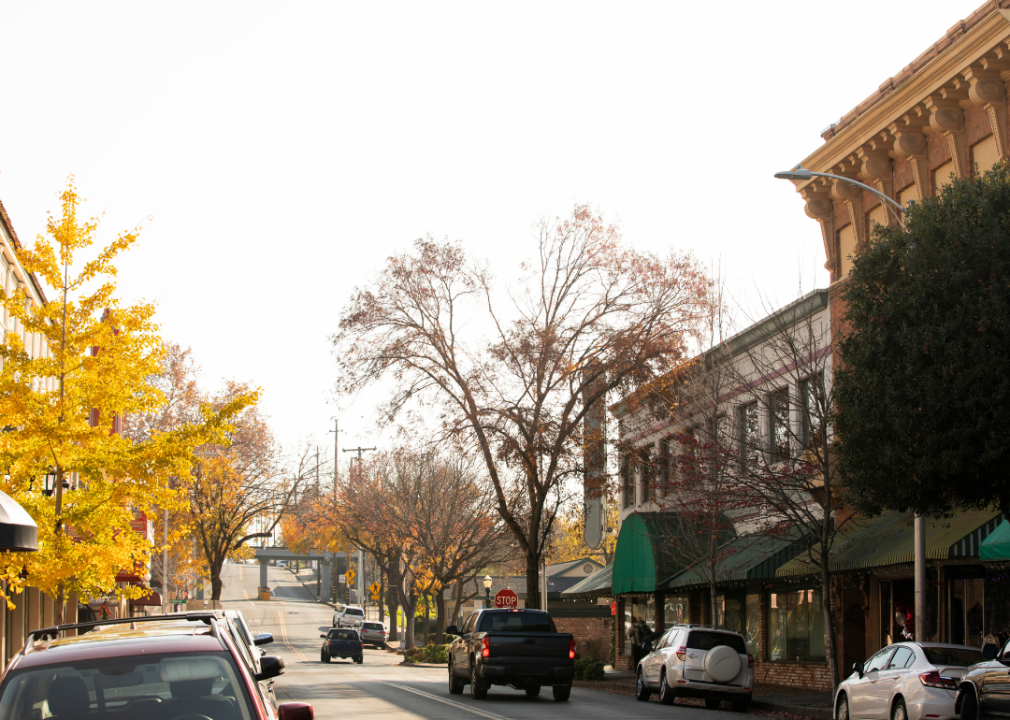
left=387, top=683, right=510, bottom=720
left=242, top=589, right=250, bottom=600
left=275, top=609, right=308, bottom=662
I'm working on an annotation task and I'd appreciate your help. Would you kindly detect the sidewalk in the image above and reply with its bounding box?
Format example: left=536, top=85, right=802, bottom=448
left=601, top=668, right=833, bottom=720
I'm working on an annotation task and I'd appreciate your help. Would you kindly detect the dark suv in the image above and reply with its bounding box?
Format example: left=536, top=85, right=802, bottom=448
left=0, top=612, right=313, bottom=720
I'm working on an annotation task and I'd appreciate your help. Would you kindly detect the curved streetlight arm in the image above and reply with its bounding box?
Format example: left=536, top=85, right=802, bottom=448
left=775, top=168, right=906, bottom=227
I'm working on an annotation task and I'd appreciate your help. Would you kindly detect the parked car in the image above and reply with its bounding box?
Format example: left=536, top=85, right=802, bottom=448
left=953, top=638, right=1010, bottom=720
left=2, top=612, right=312, bottom=720
left=203, top=608, right=277, bottom=709
left=320, top=628, right=364, bottom=664
left=445, top=608, right=575, bottom=701
left=333, top=605, right=365, bottom=627
left=836, top=642, right=982, bottom=720
left=358, top=621, right=387, bottom=647
left=636, top=624, right=754, bottom=711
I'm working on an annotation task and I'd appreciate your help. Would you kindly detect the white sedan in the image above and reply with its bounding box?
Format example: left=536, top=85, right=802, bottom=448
left=835, top=643, right=984, bottom=720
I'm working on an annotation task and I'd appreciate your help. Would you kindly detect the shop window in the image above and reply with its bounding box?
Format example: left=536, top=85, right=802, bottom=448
left=745, top=594, right=760, bottom=656
left=951, top=576, right=984, bottom=648
left=664, top=595, right=690, bottom=626
left=716, top=590, right=745, bottom=634
left=624, top=596, right=655, bottom=655
left=739, top=402, right=760, bottom=466
left=768, top=588, right=825, bottom=662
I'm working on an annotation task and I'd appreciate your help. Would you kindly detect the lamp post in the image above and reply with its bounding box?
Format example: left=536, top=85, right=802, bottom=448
left=775, top=164, right=925, bottom=643
left=774, top=167, right=907, bottom=227
left=483, top=575, right=492, bottom=608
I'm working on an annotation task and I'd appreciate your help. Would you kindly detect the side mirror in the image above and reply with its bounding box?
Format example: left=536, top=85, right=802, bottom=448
left=278, top=702, right=314, bottom=720
left=983, top=643, right=998, bottom=660
left=320, top=634, right=327, bottom=639
left=852, top=661, right=864, bottom=677
left=255, top=632, right=273, bottom=646
left=445, top=625, right=459, bottom=636
left=256, top=655, right=286, bottom=682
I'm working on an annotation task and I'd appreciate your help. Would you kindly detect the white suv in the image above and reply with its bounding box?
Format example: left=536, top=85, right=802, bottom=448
left=635, top=625, right=754, bottom=711
left=332, top=605, right=365, bottom=628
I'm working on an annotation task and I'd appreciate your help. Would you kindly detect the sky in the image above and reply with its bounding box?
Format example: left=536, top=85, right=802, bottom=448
left=0, top=1, right=985, bottom=465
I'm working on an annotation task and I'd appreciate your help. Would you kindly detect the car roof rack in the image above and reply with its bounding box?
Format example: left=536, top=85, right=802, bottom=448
left=28, top=611, right=221, bottom=645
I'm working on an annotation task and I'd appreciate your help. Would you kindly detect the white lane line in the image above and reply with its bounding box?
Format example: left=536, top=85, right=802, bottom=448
left=386, top=683, right=509, bottom=720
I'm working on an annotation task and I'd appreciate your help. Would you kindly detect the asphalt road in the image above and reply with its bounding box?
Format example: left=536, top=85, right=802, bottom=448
left=219, top=562, right=748, bottom=720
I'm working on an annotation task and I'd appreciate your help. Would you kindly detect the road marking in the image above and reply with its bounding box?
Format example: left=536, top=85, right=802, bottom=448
left=275, top=610, right=308, bottom=662
left=386, top=683, right=510, bottom=720
left=242, top=589, right=250, bottom=600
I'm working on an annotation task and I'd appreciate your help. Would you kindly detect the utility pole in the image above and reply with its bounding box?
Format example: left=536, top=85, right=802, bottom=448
left=329, top=419, right=339, bottom=491
left=342, top=445, right=376, bottom=605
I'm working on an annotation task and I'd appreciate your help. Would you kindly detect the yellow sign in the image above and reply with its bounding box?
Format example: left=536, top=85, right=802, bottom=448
left=345, top=569, right=356, bottom=585
left=370, top=593, right=380, bottom=602
left=369, top=581, right=380, bottom=595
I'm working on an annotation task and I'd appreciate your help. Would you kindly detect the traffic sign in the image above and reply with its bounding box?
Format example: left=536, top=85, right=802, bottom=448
left=370, top=593, right=380, bottom=602
left=345, top=569, right=356, bottom=585
left=369, top=581, right=380, bottom=595
left=338, top=574, right=347, bottom=584
left=495, top=588, right=518, bottom=609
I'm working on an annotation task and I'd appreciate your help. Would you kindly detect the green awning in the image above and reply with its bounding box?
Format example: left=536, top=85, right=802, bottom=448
left=981, top=520, right=1010, bottom=562
left=661, top=532, right=805, bottom=591
left=612, top=512, right=729, bottom=595
left=776, top=509, right=1002, bottom=577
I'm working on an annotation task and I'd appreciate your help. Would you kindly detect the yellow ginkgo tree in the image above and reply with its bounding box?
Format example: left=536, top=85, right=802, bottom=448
left=0, top=178, right=251, bottom=617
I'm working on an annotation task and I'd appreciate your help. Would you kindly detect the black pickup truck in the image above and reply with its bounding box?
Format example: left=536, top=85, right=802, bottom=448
left=445, top=608, right=575, bottom=701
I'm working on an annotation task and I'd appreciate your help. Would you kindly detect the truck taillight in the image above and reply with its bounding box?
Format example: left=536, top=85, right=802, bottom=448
left=676, top=646, right=687, bottom=661
left=569, top=638, right=576, bottom=660
left=481, top=637, right=490, bottom=658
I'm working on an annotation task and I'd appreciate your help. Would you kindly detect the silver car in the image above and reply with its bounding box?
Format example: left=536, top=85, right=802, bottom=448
left=636, top=625, right=754, bottom=711
left=357, top=621, right=387, bottom=647
left=835, top=643, right=983, bottom=720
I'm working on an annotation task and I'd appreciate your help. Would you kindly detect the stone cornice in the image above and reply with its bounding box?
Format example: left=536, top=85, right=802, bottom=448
left=793, top=9, right=1010, bottom=182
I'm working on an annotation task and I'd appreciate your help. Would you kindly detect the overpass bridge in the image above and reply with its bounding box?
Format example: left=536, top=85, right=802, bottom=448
left=253, top=547, right=349, bottom=602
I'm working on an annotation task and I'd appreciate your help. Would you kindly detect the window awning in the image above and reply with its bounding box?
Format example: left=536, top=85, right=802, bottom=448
left=612, top=512, right=730, bottom=595
left=776, top=509, right=1002, bottom=577
left=660, top=531, right=805, bottom=591
left=0, top=490, right=37, bottom=552
left=980, top=519, right=1010, bottom=562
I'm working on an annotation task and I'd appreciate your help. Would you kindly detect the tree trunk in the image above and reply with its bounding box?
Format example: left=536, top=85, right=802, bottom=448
left=402, top=589, right=418, bottom=649
left=378, top=574, right=386, bottom=623
left=210, top=561, right=224, bottom=601
left=821, top=554, right=839, bottom=694
left=451, top=581, right=466, bottom=627
left=525, top=545, right=540, bottom=610
left=386, top=559, right=400, bottom=642
left=435, top=591, right=446, bottom=643
left=421, top=594, right=431, bottom=644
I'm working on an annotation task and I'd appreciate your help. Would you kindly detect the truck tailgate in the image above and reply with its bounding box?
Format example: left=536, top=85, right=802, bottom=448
left=490, top=634, right=570, bottom=660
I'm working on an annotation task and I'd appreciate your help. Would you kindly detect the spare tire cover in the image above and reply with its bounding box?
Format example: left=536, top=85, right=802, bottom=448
left=704, top=645, right=741, bottom=683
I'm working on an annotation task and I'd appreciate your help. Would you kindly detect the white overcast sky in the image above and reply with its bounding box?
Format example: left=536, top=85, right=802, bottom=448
left=0, top=1, right=983, bottom=463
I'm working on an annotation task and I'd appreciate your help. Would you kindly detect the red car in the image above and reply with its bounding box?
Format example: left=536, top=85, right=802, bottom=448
left=0, top=612, right=313, bottom=720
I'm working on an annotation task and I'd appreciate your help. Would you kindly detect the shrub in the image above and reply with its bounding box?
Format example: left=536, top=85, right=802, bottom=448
left=573, top=656, right=605, bottom=681
left=422, top=643, right=450, bottom=664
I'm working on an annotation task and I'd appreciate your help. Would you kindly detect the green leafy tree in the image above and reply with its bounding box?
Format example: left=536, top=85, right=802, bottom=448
left=835, top=162, right=1010, bottom=519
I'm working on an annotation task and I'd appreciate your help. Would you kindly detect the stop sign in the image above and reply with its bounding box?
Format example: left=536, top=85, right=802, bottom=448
left=495, top=588, right=518, bottom=608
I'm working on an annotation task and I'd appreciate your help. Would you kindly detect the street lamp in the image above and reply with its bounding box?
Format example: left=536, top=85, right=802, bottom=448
left=774, top=167, right=907, bottom=227
left=483, top=575, right=492, bottom=608
left=776, top=164, right=925, bottom=643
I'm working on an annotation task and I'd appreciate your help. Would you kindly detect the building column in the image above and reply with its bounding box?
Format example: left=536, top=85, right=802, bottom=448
left=654, top=591, right=665, bottom=634
left=9, top=591, right=24, bottom=656
left=26, top=588, right=40, bottom=635
left=66, top=593, right=79, bottom=636
left=42, top=593, right=54, bottom=628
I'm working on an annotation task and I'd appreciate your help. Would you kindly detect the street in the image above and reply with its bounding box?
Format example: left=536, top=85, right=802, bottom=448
left=219, top=563, right=747, bottom=720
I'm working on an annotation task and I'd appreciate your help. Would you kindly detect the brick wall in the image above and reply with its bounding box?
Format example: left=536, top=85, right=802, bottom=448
left=554, top=616, right=613, bottom=663
left=753, top=660, right=833, bottom=692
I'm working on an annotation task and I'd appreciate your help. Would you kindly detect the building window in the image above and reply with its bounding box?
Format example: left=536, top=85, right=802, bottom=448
left=658, top=438, right=670, bottom=496
left=800, top=374, right=825, bottom=451
left=739, top=402, right=760, bottom=466
left=769, top=388, right=790, bottom=460
left=768, top=588, right=825, bottom=662
left=664, top=594, right=690, bottom=625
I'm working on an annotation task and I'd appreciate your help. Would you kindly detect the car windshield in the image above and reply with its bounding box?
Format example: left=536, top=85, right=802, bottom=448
left=329, top=630, right=358, bottom=640
left=922, top=647, right=985, bottom=666
left=478, top=612, right=555, bottom=633
left=0, top=652, right=252, bottom=720
left=686, top=631, right=747, bottom=654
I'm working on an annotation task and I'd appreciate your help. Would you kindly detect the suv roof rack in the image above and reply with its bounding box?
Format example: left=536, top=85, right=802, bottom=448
left=28, top=611, right=221, bottom=645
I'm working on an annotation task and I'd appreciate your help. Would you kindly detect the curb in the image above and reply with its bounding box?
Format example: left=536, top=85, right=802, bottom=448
left=400, top=662, right=446, bottom=668
left=750, top=701, right=833, bottom=720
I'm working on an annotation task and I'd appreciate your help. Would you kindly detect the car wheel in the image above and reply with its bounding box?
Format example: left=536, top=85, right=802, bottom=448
left=526, top=684, right=541, bottom=697
left=552, top=684, right=571, bottom=702
left=636, top=669, right=652, bottom=702
left=470, top=662, right=487, bottom=700
left=448, top=662, right=465, bottom=695
left=705, top=697, right=721, bottom=709
left=659, top=671, right=675, bottom=705
left=837, top=693, right=850, bottom=720
left=355, top=655, right=363, bottom=665
left=731, top=697, right=750, bottom=713
left=892, top=698, right=907, bottom=720
left=961, top=687, right=979, bottom=720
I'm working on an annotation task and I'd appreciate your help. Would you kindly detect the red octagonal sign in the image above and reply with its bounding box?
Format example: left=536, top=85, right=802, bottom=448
left=495, top=588, right=518, bottom=608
